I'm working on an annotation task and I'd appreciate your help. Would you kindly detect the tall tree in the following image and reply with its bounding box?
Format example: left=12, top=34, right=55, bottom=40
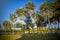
left=10, top=13, right=17, bottom=28
left=16, top=7, right=25, bottom=20
left=52, top=0, right=60, bottom=33
left=10, top=13, right=17, bottom=34
left=3, top=21, right=12, bottom=31
left=25, top=2, right=35, bottom=33
left=26, top=2, right=35, bottom=16
left=40, top=2, right=53, bottom=28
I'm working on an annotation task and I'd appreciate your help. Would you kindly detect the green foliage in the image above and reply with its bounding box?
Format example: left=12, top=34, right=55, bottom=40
left=52, top=0, right=60, bottom=20
left=3, top=21, right=12, bottom=30
left=10, top=14, right=17, bottom=22
left=14, top=22, right=24, bottom=28
left=2, top=1, right=60, bottom=32
left=26, top=2, right=35, bottom=10
left=16, top=7, right=25, bottom=16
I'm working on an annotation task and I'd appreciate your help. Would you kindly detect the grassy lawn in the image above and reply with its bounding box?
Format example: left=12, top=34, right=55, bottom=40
left=17, top=33, right=60, bottom=40
left=0, top=28, right=60, bottom=40
left=0, top=34, right=22, bottom=40
left=0, top=33, right=60, bottom=40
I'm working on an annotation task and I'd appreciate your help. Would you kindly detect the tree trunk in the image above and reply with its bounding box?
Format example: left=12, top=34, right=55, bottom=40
left=48, top=18, right=50, bottom=28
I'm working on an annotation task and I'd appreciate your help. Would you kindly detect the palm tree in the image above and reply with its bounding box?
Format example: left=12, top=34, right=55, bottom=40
left=25, top=2, right=35, bottom=33
left=10, top=13, right=17, bottom=28
left=10, top=13, right=17, bottom=34
left=52, top=0, right=60, bottom=33
left=40, top=2, right=54, bottom=28
left=26, top=2, right=35, bottom=10
left=16, top=7, right=26, bottom=33
left=26, top=2, right=35, bottom=16
left=16, top=7, right=25, bottom=20
left=3, top=21, right=12, bottom=32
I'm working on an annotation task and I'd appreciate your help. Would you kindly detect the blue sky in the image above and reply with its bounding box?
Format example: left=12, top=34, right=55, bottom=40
left=0, top=0, right=52, bottom=25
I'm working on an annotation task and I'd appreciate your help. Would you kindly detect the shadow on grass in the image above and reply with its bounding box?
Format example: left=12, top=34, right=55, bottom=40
left=16, top=33, right=60, bottom=40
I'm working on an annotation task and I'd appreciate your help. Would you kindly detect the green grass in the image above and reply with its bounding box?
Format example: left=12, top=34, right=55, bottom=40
left=16, top=33, right=60, bottom=40
left=0, top=28, right=60, bottom=40
left=0, top=34, right=22, bottom=40
left=0, top=33, right=59, bottom=40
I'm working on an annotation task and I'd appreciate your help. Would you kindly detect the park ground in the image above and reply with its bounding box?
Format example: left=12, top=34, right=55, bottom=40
left=0, top=28, right=60, bottom=40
